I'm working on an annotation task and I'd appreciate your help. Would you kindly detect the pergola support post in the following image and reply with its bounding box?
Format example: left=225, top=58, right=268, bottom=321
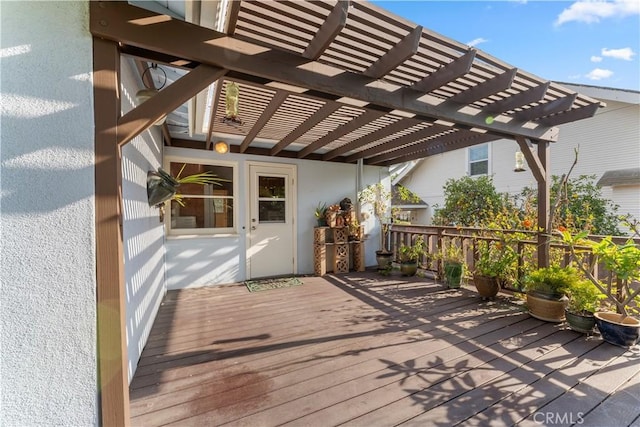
left=517, top=137, right=550, bottom=268
left=93, top=37, right=130, bottom=427
left=537, top=140, right=551, bottom=268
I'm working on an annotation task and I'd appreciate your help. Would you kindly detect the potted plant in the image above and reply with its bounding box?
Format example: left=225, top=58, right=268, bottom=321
left=522, top=266, right=577, bottom=322
left=358, top=182, right=393, bottom=269
left=563, top=232, right=640, bottom=347
left=147, top=164, right=224, bottom=207
left=441, top=239, right=465, bottom=288
left=473, top=239, right=516, bottom=299
left=314, top=202, right=328, bottom=227
left=398, top=235, right=426, bottom=277
left=565, top=279, right=605, bottom=333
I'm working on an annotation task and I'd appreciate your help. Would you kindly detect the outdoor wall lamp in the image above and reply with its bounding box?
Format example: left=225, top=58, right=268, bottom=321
left=514, top=151, right=526, bottom=172
left=136, top=63, right=167, bottom=126
left=215, top=141, right=229, bottom=154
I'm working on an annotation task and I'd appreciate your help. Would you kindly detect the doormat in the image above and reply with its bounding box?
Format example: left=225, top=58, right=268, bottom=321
left=245, top=277, right=303, bottom=292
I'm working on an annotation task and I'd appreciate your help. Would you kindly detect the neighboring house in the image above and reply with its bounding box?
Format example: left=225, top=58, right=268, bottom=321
left=0, top=1, right=607, bottom=426
left=397, top=84, right=640, bottom=233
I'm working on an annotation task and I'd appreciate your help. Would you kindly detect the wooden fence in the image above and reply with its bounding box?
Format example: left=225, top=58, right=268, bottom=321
left=386, top=224, right=639, bottom=293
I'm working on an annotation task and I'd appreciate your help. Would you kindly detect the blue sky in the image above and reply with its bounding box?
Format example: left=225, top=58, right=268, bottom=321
left=373, top=1, right=640, bottom=91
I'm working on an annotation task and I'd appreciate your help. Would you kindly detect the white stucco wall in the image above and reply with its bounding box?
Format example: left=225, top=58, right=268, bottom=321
left=164, top=146, right=388, bottom=288
left=120, top=59, right=166, bottom=381
left=1, top=2, right=98, bottom=425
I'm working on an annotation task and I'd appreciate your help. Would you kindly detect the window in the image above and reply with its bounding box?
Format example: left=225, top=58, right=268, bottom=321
left=468, top=144, right=489, bottom=176
left=167, top=160, right=236, bottom=234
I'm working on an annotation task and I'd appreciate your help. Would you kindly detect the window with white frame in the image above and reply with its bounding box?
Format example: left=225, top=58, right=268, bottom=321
left=166, top=160, right=236, bottom=234
left=468, top=143, right=489, bottom=176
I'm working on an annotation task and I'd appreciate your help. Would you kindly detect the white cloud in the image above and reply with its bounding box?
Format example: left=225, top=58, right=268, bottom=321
left=590, top=55, right=603, bottom=62
left=601, top=47, right=635, bottom=60
left=585, top=68, right=614, bottom=80
left=467, top=37, right=488, bottom=47
left=555, top=0, right=640, bottom=26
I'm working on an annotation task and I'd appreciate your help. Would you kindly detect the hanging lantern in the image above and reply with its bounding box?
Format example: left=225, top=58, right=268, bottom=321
left=514, top=151, right=526, bottom=172
left=223, top=82, right=241, bottom=124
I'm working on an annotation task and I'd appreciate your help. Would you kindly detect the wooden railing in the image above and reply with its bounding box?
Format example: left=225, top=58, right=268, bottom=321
left=387, top=224, right=639, bottom=292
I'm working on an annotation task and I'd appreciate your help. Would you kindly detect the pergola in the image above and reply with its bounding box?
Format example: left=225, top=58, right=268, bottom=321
left=89, top=1, right=603, bottom=424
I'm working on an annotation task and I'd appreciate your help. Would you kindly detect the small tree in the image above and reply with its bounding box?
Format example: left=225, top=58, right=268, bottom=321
left=359, top=182, right=392, bottom=253
left=521, top=174, right=621, bottom=235
left=432, top=175, right=514, bottom=227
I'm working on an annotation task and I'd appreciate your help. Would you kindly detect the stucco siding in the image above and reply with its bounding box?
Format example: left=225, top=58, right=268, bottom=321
left=164, top=146, right=388, bottom=288
left=1, top=2, right=98, bottom=425
left=120, top=59, right=166, bottom=382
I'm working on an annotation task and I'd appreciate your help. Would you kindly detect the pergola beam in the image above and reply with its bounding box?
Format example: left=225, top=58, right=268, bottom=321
left=363, top=25, right=423, bottom=79
left=271, top=102, right=341, bottom=155
left=411, top=49, right=476, bottom=93
left=302, top=0, right=349, bottom=60
left=89, top=1, right=560, bottom=142
left=447, top=68, right=518, bottom=104
left=117, top=65, right=227, bottom=146
left=344, top=123, right=449, bottom=163
left=366, top=129, right=463, bottom=165
left=297, top=109, right=385, bottom=159
left=241, top=91, right=288, bottom=153
left=515, top=93, right=577, bottom=122
left=516, top=137, right=545, bottom=184
left=483, top=82, right=549, bottom=115
left=322, top=117, right=415, bottom=161
left=537, top=103, right=601, bottom=127
left=377, top=133, right=499, bottom=166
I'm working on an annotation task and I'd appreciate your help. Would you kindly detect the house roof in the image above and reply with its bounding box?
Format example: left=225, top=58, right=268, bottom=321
left=92, top=1, right=603, bottom=166
left=392, top=184, right=427, bottom=207
left=597, top=168, right=640, bottom=187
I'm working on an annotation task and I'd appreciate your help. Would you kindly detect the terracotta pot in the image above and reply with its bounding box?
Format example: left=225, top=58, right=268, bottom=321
left=473, top=274, right=499, bottom=299
left=595, top=312, right=640, bottom=347
left=526, top=292, right=567, bottom=322
left=565, top=310, right=596, bottom=333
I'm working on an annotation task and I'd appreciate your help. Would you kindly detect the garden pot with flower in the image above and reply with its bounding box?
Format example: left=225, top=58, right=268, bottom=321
left=398, top=236, right=426, bottom=277
left=473, top=239, right=517, bottom=299
left=523, top=266, right=577, bottom=322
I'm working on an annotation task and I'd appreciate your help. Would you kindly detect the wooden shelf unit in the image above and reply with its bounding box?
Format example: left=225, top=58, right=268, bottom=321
left=313, top=227, right=365, bottom=276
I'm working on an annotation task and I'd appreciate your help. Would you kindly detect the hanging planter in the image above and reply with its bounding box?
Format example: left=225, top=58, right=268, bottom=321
left=147, top=169, right=179, bottom=206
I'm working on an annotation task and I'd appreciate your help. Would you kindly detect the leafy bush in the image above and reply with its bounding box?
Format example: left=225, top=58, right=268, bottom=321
left=523, top=266, right=581, bottom=298
left=433, top=176, right=513, bottom=227
left=521, top=174, right=621, bottom=235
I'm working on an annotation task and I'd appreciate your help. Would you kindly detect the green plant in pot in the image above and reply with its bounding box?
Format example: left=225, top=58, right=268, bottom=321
left=358, top=182, right=393, bottom=269
left=473, top=239, right=516, bottom=299
left=398, top=235, right=426, bottom=277
left=562, top=231, right=640, bottom=347
left=565, top=279, right=605, bottom=333
left=523, top=265, right=578, bottom=322
left=441, top=239, right=465, bottom=288
left=314, top=202, right=328, bottom=227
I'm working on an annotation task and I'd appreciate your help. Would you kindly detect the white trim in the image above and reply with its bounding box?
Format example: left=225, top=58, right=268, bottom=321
left=467, top=143, right=491, bottom=176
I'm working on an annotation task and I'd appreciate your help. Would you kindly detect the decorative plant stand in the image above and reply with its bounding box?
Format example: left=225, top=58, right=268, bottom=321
left=314, top=227, right=365, bottom=276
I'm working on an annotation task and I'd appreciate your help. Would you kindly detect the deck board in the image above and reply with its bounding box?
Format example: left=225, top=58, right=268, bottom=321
left=129, top=272, right=640, bottom=427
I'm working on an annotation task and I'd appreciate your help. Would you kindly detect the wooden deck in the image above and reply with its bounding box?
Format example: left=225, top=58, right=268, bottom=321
left=129, top=272, right=640, bottom=427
